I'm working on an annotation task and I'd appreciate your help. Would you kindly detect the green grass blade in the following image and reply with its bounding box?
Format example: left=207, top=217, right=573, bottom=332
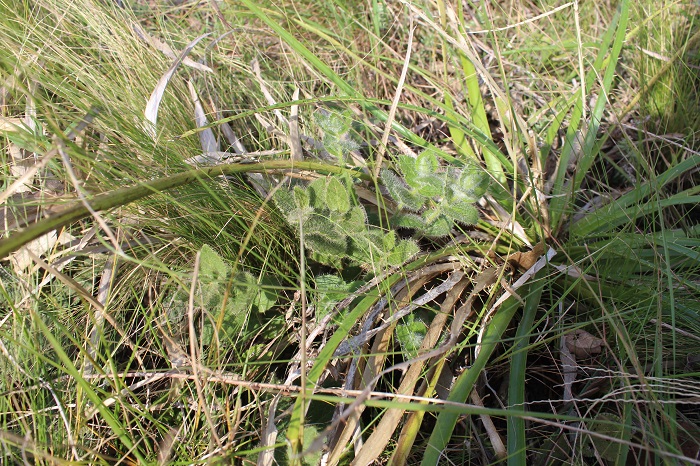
left=29, top=309, right=146, bottom=463
left=569, top=155, right=700, bottom=238
left=548, top=0, right=629, bottom=230
left=238, top=0, right=427, bottom=153
left=286, top=282, right=396, bottom=460
left=507, top=277, right=545, bottom=466
left=421, top=296, right=520, bottom=466
left=571, top=192, right=700, bottom=241
left=0, top=160, right=367, bottom=260
left=566, top=0, right=630, bottom=192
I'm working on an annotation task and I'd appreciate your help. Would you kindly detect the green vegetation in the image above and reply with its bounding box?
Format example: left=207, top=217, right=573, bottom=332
left=0, top=0, right=699, bottom=464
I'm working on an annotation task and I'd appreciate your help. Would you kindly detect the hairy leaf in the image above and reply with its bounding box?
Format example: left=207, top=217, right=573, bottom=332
left=441, top=201, right=480, bottom=225
left=422, top=215, right=453, bottom=237
left=415, top=150, right=439, bottom=176
left=387, top=238, right=420, bottom=266
left=413, top=174, right=444, bottom=198
left=381, top=169, right=425, bottom=211
left=199, top=243, right=228, bottom=282
left=326, top=177, right=351, bottom=213
left=391, top=212, right=426, bottom=230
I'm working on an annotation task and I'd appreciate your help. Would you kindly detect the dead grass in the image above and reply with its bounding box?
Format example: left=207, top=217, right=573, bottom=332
left=1, top=0, right=699, bottom=464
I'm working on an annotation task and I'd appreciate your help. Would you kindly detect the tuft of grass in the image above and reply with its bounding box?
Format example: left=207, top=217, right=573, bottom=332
left=1, top=0, right=699, bottom=464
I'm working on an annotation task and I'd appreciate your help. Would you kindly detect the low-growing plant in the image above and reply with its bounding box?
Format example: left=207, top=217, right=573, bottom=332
left=273, top=173, right=419, bottom=269
left=0, top=0, right=698, bottom=464
left=312, top=108, right=360, bottom=162
left=382, top=149, right=488, bottom=237
left=164, top=244, right=281, bottom=348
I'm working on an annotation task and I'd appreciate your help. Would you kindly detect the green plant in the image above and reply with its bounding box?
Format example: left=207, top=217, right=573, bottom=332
left=274, top=174, right=419, bottom=269
left=313, top=108, right=360, bottom=162
left=165, top=244, right=280, bottom=347
left=1, top=0, right=699, bottom=464
left=382, top=149, right=488, bottom=237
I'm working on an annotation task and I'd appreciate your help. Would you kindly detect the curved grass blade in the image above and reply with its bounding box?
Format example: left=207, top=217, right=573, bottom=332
left=548, top=0, right=629, bottom=231
left=29, top=309, right=147, bottom=464
left=286, top=284, right=396, bottom=462
left=569, top=155, right=700, bottom=238
left=507, top=277, right=545, bottom=466
left=144, top=33, right=211, bottom=138
left=390, top=357, right=448, bottom=465
left=420, top=296, right=521, bottom=466
left=238, top=0, right=427, bottom=153
left=0, top=160, right=369, bottom=260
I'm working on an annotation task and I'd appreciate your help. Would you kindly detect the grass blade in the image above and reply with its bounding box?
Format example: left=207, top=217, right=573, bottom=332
left=548, top=0, right=629, bottom=230
left=0, top=160, right=368, bottom=260
left=420, top=296, right=520, bottom=466
left=507, top=277, right=545, bottom=466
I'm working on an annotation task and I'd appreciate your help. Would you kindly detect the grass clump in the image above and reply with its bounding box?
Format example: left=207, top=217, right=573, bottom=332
left=1, top=0, right=699, bottom=464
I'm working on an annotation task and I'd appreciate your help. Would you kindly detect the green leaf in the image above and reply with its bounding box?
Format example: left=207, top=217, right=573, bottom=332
left=382, top=231, right=397, bottom=250
left=314, top=274, right=361, bottom=321
left=199, top=244, right=228, bottom=282
left=391, top=213, right=426, bottom=230
left=387, top=239, right=420, bottom=266
left=293, top=186, right=310, bottom=210
left=306, top=231, right=349, bottom=258
left=254, top=276, right=279, bottom=313
left=583, top=414, right=627, bottom=463
left=305, top=214, right=348, bottom=257
left=458, top=165, right=489, bottom=197
left=285, top=425, right=324, bottom=466
left=347, top=230, right=383, bottom=264
left=413, top=174, right=444, bottom=198
left=422, top=215, right=454, bottom=237
left=325, top=136, right=360, bottom=156
left=381, top=169, right=425, bottom=211
left=415, top=150, right=438, bottom=176
left=441, top=201, right=480, bottom=225
left=200, top=271, right=264, bottom=346
left=275, top=186, right=313, bottom=224
left=325, top=177, right=351, bottom=213
left=397, top=155, right=419, bottom=180
left=287, top=207, right=314, bottom=225
left=344, top=206, right=368, bottom=231
left=314, top=108, right=353, bottom=136
left=443, top=165, right=488, bottom=203
left=308, top=177, right=328, bottom=206
left=273, top=187, right=297, bottom=212
left=396, top=313, right=428, bottom=358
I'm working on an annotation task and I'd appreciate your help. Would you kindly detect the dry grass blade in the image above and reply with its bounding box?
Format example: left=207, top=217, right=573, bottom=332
left=289, top=87, right=303, bottom=162
left=326, top=274, right=433, bottom=465
left=187, top=249, right=222, bottom=449
left=157, top=428, right=180, bottom=466
left=349, top=276, right=471, bottom=465
left=57, top=140, right=121, bottom=252
left=373, top=20, right=414, bottom=179
left=3, top=117, right=34, bottom=194
left=307, top=272, right=466, bottom=459
left=257, top=395, right=281, bottom=466
left=144, top=33, right=211, bottom=138
left=469, top=389, right=506, bottom=460
left=8, top=229, right=72, bottom=272
left=187, top=80, right=220, bottom=154
left=23, top=249, right=144, bottom=371
left=83, top=255, right=117, bottom=377
left=133, top=24, right=213, bottom=73
left=1, top=107, right=98, bottom=205
left=251, top=58, right=289, bottom=128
